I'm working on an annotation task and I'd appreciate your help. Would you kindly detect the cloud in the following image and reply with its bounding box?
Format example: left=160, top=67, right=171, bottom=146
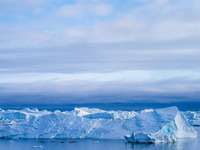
left=0, top=70, right=200, bottom=93
left=53, top=3, right=113, bottom=18
left=0, top=0, right=200, bottom=48
left=0, top=70, right=200, bottom=103
left=0, top=0, right=48, bottom=6
left=0, top=0, right=200, bottom=104
left=92, top=4, right=113, bottom=16
left=0, top=11, right=3, bottom=17
left=0, top=45, right=199, bottom=74
left=1, top=70, right=200, bottom=83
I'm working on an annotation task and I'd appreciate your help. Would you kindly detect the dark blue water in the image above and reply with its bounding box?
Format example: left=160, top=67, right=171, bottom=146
left=0, top=127, right=199, bottom=150
left=1, top=102, right=200, bottom=111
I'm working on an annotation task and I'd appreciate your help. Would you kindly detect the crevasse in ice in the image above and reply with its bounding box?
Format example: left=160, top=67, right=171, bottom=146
left=0, top=106, right=197, bottom=143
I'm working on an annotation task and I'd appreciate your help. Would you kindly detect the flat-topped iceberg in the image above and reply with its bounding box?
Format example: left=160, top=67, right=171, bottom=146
left=0, top=106, right=197, bottom=143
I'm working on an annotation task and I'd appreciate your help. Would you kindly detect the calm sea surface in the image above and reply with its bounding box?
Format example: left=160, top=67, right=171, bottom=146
left=1, top=102, right=200, bottom=111
left=0, top=127, right=199, bottom=150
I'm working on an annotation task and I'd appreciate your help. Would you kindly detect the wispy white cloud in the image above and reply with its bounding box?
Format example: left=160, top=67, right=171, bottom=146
left=0, top=0, right=199, bottom=48
left=53, top=3, right=113, bottom=18
left=0, top=0, right=49, bottom=6
left=1, top=70, right=200, bottom=83
left=0, top=11, right=3, bottom=17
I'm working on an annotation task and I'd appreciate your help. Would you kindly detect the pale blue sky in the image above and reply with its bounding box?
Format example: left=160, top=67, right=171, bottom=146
left=0, top=0, right=200, bottom=104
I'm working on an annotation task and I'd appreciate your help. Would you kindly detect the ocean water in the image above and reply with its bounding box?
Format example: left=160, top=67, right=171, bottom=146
left=0, top=127, right=199, bottom=150
left=1, top=102, right=200, bottom=111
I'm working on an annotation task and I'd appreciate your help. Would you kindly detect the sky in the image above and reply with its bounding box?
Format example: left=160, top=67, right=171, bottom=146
left=0, top=0, right=200, bottom=104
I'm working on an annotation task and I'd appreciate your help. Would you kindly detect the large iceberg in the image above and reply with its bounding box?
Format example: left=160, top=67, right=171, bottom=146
left=0, top=107, right=197, bottom=143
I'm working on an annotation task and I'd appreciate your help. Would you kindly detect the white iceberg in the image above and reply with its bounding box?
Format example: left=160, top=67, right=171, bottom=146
left=0, top=106, right=197, bottom=143
left=125, top=107, right=197, bottom=143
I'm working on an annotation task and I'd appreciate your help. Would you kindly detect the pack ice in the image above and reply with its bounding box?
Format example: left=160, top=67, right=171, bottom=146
left=0, top=106, right=197, bottom=143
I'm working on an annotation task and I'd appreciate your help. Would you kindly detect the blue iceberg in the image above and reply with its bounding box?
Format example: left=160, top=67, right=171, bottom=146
left=0, top=106, right=197, bottom=143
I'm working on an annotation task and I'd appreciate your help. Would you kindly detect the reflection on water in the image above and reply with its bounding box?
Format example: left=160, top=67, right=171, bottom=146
left=0, top=127, right=199, bottom=150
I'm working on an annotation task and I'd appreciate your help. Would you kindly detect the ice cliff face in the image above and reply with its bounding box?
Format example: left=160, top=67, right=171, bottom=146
left=0, top=107, right=197, bottom=143
left=126, top=107, right=197, bottom=143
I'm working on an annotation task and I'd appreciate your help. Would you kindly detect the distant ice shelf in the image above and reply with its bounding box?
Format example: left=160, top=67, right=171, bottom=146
left=0, top=106, right=197, bottom=143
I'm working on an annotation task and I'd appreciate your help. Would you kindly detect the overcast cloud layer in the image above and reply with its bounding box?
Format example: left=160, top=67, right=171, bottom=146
left=0, top=0, right=200, bottom=104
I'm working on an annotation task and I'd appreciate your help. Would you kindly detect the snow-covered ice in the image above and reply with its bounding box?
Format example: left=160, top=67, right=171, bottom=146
left=0, top=106, right=197, bottom=143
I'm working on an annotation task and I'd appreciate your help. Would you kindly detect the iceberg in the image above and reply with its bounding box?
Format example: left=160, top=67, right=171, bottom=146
left=126, top=107, right=197, bottom=143
left=0, top=106, right=197, bottom=143
left=184, top=111, right=200, bottom=126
